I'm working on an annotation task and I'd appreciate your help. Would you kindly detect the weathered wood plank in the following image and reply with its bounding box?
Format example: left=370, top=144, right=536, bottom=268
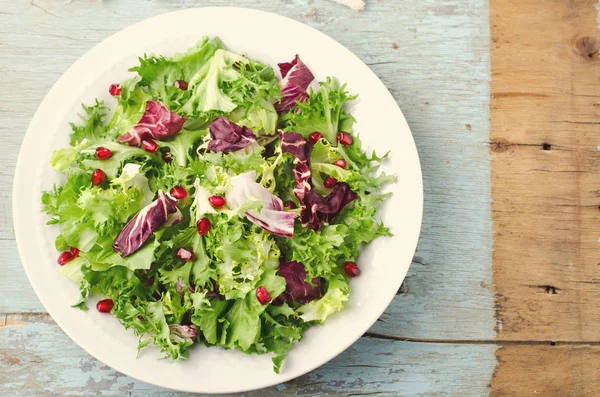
left=0, top=240, right=44, bottom=313
left=490, top=0, right=600, bottom=341
left=0, top=316, right=498, bottom=396
left=490, top=345, right=600, bottom=396
left=0, top=0, right=495, bottom=341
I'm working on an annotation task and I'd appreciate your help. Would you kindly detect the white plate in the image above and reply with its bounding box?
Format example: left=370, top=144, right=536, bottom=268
left=13, top=7, right=422, bottom=394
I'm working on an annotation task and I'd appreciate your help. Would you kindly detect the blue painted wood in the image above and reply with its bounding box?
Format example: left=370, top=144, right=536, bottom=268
left=0, top=0, right=495, bottom=395
left=0, top=317, right=497, bottom=396
left=0, top=0, right=495, bottom=340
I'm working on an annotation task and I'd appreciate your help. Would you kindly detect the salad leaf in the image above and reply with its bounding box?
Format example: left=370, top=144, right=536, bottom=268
left=275, top=55, right=315, bottom=114
left=113, top=191, right=179, bottom=257
left=180, top=49, right=247, bottom=115
left=117, top=100, right=187, bottom=146
left=207, top=116, right=256, bottom=153
left=106, top=76, right=150, bottom=139
left=297, top=275, right=349, bottom=323
left=275, top=262, right=324, bottom=304
left=226, top=171, right=295, bottom=238
left=280, top=132, right=357, bottom=230
left=281, top=77, right=357, bottom=144
left=50, top=139, right=90, bottom=172
left=69, top=101, right=108, bottom=145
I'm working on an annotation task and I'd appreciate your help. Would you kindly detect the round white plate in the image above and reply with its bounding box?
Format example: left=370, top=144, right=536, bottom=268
left=13, top=7, right=422, bottom=394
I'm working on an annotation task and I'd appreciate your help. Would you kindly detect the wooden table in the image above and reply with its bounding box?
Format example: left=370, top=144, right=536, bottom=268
left=1, top=1, right=599, bottom=395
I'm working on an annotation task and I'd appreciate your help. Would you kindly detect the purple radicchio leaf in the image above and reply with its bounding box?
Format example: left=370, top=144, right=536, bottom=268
left=168, top=324, right=197, bottom=343
left=117, top=100, right=187, bottom=146
left=280, top=132, right=357, bottom=230
left=274, top=262, right=324, bottom=305
left=280, top=132, right=312, bottom=205
left=207, top=116, right=256, bottom=154
left=301, top=184, right=358, bottom=230
left=226, top=171, right=295, bottom=238
left=113, top=191, right=179, bottom=257
left=275, top=55, right=315, bottom=114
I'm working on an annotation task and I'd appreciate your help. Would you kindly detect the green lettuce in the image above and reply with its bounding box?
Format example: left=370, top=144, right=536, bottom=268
left=281, top=77, right=356, bottom=143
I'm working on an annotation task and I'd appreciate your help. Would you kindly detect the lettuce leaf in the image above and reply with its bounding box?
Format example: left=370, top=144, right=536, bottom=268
left=281, top=77, right=356, bottom=144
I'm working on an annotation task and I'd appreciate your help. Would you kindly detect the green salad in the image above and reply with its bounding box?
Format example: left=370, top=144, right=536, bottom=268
left=41, top=36, right=394, bottom=372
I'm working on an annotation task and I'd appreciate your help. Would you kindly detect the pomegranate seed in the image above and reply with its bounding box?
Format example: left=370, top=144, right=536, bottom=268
left=175, top=247, right=195, bottom=262
left=109, top=84, right=121, bottom=97
left=174, top=80, right=189, bottom=90
left=91, top=169, right=107, bottom=186
left=197, top=217, right=212, bottom=235
left=96, top=299, right=114, bottom=313
left=208, top=195, right=226, bottom=209
left=309, top=131, right=323, bottom=144
left=256, top=286, right=272, bottom=305
left=343, top=261, right=361, bottom=277
left=95, top=147, right=111, bottom=160
left=170, top=186, right=187, bottom=200
left=137, top=316, right=145, bottom=322
left=57, top=251, right=73, bottom=266
left=337, top=132, right=353, bottom=146
left=323, top=177, right=337, bottom=189
left=284, top=200, right=296, bottom=209
left=70, top=247, right=80, bottom=258
left=161, top=149, right=173, bottom=163
left=142, top=139, right=158, bottom=153
left=333, top=159, right=347, bottom=169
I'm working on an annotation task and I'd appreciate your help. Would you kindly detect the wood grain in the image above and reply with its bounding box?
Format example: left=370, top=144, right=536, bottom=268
left=491, top=0, right=600, bottom=341
left=489, top=0, right=600, bottom=394
left=0, top=315, right=498, bottom=397
left=491, top=345, right=600, bottom=397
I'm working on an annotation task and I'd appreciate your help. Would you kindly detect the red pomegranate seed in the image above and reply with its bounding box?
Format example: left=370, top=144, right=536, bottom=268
left=208, top=195, right=226, bottom=209
left=337, top=132, right=353, bottom=146
left=197, top=217, right=212, bottom=235
left=256, top=286, right=272, bottom=305
left=175, top=247, right=195, bottom=262
left=170, top=186, right=187, bottom=200
left=95, top=146, right=111, bottom=160
left=333, top=159, right=347, bottom=169
left=309, top=131, right=323, bottom=144
left=96, top=299, right=114, bottom=313
left=284, top=200, right=296, bottom=209
left=174, top=80, right=189, bottom=90
left=91, top=169, right=107, bottom=186
left=343, top=261, right=361, bottom=277
left=323, top=177, right=337, bottom=189
left=161, top=149, right=173, bottom=163
left=70, top=247, right=80, bottom=258
left=57, top=251, right=73, bottom=266
left=142, top=139, right=158, bottom=153
left=108, top=84, right=121, bottom=97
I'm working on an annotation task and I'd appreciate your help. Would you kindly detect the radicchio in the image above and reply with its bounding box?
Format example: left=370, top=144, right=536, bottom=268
left=226, top=171, right=295, bottom=238
left=280, top=132, right=357, bottom=230
left=168, top=324, right=198, bottom=343
left=275, top=55, right=315, bottom=114
left=207, top=116, right=256, bottom=153
left=301, top=185, right=357, bottom=230
left=117, top=101, right=187, bottom=146
left=274, top=262, right=324, bottom=304
left=113, top=191, right=179, bottom=257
